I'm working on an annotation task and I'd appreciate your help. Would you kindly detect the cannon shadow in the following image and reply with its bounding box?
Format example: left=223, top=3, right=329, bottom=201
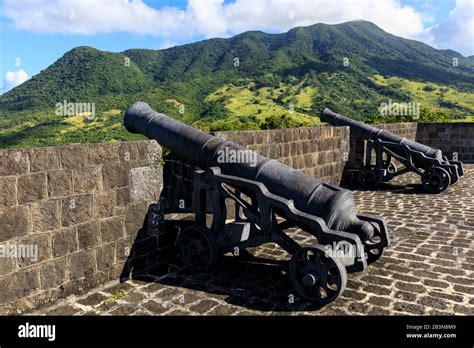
left=119, top=206, right=327, bottom=312
left=141, top=252, right=328, bottom=312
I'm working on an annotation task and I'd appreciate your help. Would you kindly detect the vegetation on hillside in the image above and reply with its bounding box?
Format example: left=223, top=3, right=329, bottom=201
left=1, top=20, right=473, bottom=149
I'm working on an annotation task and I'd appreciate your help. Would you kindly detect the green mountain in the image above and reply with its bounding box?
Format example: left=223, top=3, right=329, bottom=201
left=1, top=20, right=474, bottom=149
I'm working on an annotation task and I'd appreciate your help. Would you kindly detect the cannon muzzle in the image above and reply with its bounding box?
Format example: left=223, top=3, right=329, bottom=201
left=125, top=101, right=221, bottom=167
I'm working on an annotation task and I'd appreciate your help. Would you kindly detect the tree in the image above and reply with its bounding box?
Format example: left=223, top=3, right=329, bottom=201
left=418, top=106, right=451, bottom=122
left=261, top=114, right=303, bottom=129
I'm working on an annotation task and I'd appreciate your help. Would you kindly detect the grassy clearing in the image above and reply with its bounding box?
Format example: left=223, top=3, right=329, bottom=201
left=0, top=109, right=144, bottom=149
left=370, top=74, right=474, bottom=114
left=203, top=81, right=320, bottom=130
left=451, top=115, right=474, bottom=122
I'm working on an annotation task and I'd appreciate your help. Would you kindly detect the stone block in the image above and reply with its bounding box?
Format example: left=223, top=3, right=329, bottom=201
left=268, top=145, right=279, bottom=159
left=125, top=202, right=148, bottom=236
left=273, top=131, right=283, bottom=143
left=301, top=141, right=310, bottom=154
left=130, top=159, right=152, bottom=170
left=102, top=163, right=130, bottom=189
left=17, top=233, right=52, bottom=267
left=93, top=190, right=116, bottom=219
left=61, top=195, right=93, bottom=227
left=145, top=141, right=161, bottom=165
left=243, top=132, right=256, bottom=145
left=303, top=128, right=313, bottom=140
left=0, top=268, right=40, bottom=304
left=0, top=177, right=16, bottom=206
left=77, top=221, right=100, bottom=250
left=76, top=292, right=108, bottom=306
left=28, top=147, right=60, bottom=172
left=30, top=199, right=60, bottom=232
left=130, top=165, right=162, bottom=203
left=116, top=187, right=131, bottom=206
left=100, top=217, right=124, bottom=243
left=119, top=142, right=142, bottom=163
left=67, top=250, right=96, bottom=279
left=96, top=243, right=116, bottom=270
left=40, top=258, right=67, bottom=289
left=0, top=150, right=29, bottom=176
left=279, top=143, right=290, bottom=157
left=47, top=170, right=72, bottom=198
left=52, top=227, right=78, bottom=257
left=0, top=245, right=16, bottom=276
left=102, top=263, right=122, bottom=282
left=87, top=143, right=119, bottom=166
left=18, top=173, right=46, bottom=203
left=0, top=206, right=29, bottom=242
left=115, top=237, right=133, bottom=262
left=73, top=166, right=103, bottom=194
left=59, top=145, right=90, bottom=169
left=304, top=153, right=313, bottom=167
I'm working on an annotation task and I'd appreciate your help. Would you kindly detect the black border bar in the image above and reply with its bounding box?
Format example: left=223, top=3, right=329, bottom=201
left=0, top=315, right=473, bottom=346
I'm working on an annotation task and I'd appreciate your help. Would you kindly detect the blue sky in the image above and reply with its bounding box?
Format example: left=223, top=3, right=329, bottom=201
left=0, top=0, right=472, bottom=93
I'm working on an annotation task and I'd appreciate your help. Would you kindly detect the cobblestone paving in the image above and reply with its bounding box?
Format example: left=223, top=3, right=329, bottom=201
left=37, top=165, right=474, bottom=316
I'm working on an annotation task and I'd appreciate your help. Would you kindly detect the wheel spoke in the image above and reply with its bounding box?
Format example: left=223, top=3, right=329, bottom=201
left=289, top=246, right=347, bottom=305
left=178, top=225, right=217, bottom=271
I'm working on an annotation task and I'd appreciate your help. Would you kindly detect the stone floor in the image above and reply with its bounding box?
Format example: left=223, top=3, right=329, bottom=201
left=36, top=165, right=474, bottom=316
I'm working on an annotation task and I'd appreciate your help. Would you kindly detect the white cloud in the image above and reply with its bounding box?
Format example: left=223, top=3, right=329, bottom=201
left=1, top=0, right=472, bottom=55
left=2, top=70, right=30, bottom=93
left=2, top=0, right=188, bottom=36
left=0, top=0, right=426, bottom=38
left=156, top=39, right=178, bottom=50
left=218, top=0, right=425, bottom=39
left=429, top=0, right=474, bottom=56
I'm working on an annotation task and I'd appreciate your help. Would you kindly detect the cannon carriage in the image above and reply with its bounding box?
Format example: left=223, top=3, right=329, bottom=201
left=124, top=102, right=389, bottom=306
left=320, top=109, right=464, bottom=193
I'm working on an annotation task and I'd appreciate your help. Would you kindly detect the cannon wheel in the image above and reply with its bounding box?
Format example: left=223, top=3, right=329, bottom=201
left=421, top=167, right=451, bottom=193
left=357, top=165, right=383, bottom=188
left=177, top=224, right=219, bottom=271
left=289, top=245, right=347, bottom=305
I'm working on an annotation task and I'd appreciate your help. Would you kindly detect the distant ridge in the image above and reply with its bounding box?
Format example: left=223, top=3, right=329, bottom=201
left=1, top=20, right=473, bottom=149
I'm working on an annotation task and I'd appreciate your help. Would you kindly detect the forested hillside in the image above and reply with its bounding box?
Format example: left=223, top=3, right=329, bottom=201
left=1, top=20, right=473, bottom=149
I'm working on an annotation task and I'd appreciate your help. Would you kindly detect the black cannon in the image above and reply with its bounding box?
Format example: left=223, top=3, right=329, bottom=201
left=124, top=102, right=389, bottom=306
left=320, top=109, right=464, bottom=193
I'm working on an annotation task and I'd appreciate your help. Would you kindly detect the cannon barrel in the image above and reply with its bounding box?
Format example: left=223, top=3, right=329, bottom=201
left=320, top=109, right=444, bottom=162
left=124, top=102, right=374, bottom=241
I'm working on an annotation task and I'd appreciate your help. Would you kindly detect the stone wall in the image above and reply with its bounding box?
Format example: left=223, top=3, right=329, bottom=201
left=214, top=125, right=350, bottom=185
left=0, top=140, right=162, bottom=313
left=416, top=123, right=474, bottom=163
left=376, top=122, right=418, bottom=140
left=0, top=121, right=472, bottom=313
